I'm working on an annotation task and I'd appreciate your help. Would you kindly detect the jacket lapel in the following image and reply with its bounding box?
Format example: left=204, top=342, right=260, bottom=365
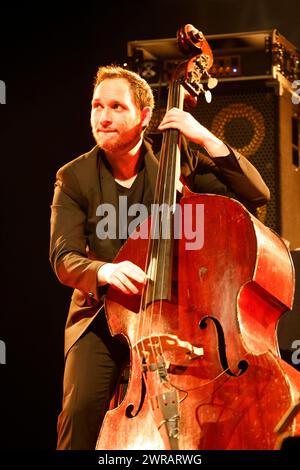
left=95, top=139, right=159, bottom=260
left=97, top=152, right=123, bottom=259
left=143, top=137, right=159, bottom=198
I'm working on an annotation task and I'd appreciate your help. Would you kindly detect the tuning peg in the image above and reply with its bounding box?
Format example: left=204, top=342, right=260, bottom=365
left=205, top=89, right=212, bottom=103
left=207, top=77, right=218, bottom=89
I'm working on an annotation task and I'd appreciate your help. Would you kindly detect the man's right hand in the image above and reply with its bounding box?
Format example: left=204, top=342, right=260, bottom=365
left=97, top=261, right=147, bottom=295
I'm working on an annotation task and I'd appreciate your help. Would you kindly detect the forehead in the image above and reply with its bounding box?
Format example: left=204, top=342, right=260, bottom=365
left=93, top=78, right=134, bottom=103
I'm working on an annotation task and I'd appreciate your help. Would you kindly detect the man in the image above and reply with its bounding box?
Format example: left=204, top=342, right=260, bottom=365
left=50, top=65, right=270, bottom=449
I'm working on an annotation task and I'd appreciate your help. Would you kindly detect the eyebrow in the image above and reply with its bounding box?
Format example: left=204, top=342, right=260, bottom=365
left=91, top=98, right=127, bottom=108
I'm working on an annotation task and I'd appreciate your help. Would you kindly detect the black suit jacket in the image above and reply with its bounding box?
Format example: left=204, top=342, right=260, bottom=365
left=50, top=137, right=270, bottom=354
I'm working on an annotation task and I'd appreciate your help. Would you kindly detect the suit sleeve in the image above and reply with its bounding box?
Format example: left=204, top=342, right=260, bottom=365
left=49, top=166, right=105, bottom=301
left=180, top=137, right=270, bottom=207
left=209, top=147, right=271, bottom=205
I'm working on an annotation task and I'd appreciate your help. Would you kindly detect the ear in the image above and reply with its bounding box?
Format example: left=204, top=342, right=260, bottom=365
left=141, top=106, right=152, bottom=128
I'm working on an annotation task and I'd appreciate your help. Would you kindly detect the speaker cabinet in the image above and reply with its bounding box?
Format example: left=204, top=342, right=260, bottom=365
left=148, top=78, right=300, bottom=248
left=128, top=30, right=300, bottom=246
left=193, top=78, right=300, bottom=249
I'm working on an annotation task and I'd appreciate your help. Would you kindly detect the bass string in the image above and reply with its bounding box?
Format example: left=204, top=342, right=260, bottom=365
left=136, top=84, right=179, bottom=382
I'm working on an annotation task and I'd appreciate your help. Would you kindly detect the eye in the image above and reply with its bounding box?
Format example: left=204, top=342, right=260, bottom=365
left=112, top=102, right=124, bottom=110
left=92, top=102, right=102, bottom=109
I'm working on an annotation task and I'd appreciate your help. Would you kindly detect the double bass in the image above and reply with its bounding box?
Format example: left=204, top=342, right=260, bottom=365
left=96, top=25, right=300, bottom=450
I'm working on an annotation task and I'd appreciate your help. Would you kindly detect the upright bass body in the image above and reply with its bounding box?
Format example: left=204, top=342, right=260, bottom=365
left=96, top=192, right=300, bottom=450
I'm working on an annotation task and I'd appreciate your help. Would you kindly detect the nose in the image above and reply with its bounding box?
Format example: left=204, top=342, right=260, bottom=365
left=99, top=107, right=112, bottom=126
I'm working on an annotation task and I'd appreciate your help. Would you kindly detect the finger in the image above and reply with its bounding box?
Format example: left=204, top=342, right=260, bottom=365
left=122, top=263, right=147, bottom=284
left=158, top=121, right=180, bottom=130
left=159, top=113, right=184, bottom=126
left=159, top=113, right=179, bottom=123
left=114, top=271, right=139, bottom=294
left=110, top=276, right=133, bottom=294
left=159, top=110, right=178, bottom=125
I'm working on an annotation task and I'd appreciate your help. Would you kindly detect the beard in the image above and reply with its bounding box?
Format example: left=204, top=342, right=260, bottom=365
left=92, top=122, right=143, bottom=155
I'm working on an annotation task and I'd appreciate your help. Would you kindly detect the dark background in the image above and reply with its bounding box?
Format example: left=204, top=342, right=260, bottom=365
left=0, top=0, right=300, bottom=449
